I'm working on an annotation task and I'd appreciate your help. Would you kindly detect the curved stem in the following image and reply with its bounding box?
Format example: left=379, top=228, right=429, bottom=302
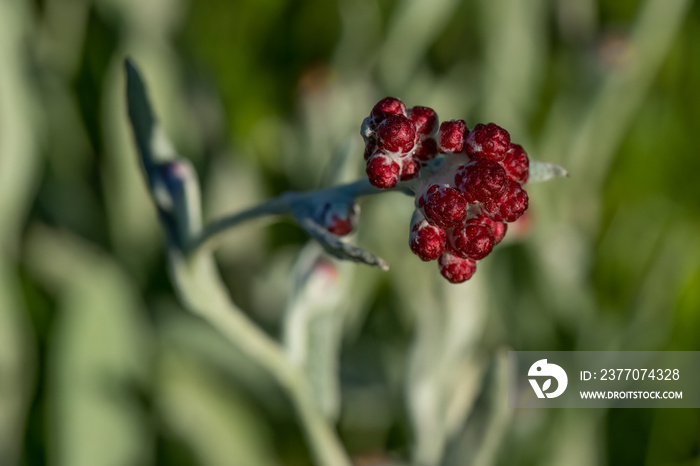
left=187, top=178, right=412, bottom=255
left=125, top=58, right=353, bottom=465
left=186, top=195, right=293, bottom=254
left=169, top=251, right=352, bottom=466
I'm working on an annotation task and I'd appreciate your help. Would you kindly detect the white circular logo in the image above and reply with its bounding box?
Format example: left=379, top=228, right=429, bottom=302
left=528, top=359, right=568, bottom=398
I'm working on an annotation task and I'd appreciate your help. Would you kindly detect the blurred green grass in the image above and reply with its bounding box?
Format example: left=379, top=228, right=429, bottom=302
left=2, top=0, right=700, bottom=465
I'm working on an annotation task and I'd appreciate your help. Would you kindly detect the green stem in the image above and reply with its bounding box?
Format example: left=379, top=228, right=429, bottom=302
left=187, top=178, right=407, bottom=255
left=186, top=195, right=292, bottom=254
left=170, top=251, right=352, bottom=466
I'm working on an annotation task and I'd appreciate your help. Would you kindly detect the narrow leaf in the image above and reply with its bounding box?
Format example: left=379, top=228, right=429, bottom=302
left=528, top=161, right=569, bottom=183
left=283, top=244, right=346, bottom=420
left=124, top=59, right=202, bottom=250
left=299, top=217, right=389, bottom=271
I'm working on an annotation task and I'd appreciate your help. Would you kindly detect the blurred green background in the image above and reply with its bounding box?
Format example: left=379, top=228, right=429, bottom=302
left=2, top=0, right=700, bottom=465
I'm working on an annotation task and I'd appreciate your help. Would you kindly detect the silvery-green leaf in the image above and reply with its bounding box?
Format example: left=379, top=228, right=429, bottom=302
left=528, top=161, right=569, bottom=183
left=283, top=244, right=347, bottom=421
left=125, top=60, right=202, bottom=250
left=299, top=217, right=389, bottom=270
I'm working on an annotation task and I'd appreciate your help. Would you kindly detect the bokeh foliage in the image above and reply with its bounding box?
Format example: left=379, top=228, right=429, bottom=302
left=2, top=0, right=700, bottom=465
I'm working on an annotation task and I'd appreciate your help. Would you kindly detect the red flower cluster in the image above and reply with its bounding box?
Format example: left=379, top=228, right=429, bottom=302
left=361, top=97, right=439, bottom=188
left=361, top=97, right=530, bottom=283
